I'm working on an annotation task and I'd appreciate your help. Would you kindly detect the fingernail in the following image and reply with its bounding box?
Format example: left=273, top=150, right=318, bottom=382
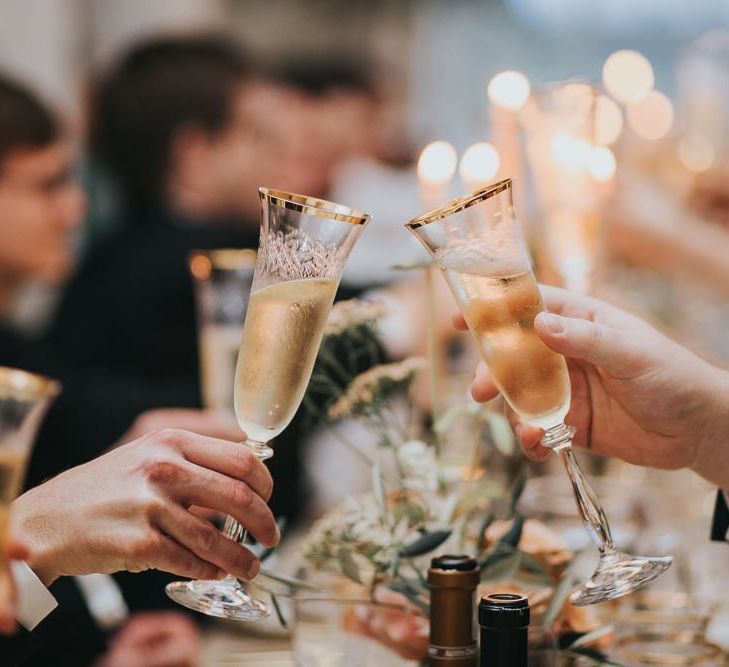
left=539, top=312, right=564, bottom=334
left=246, top=560, right=260, bottom=580
left=514, top=424, right=524, bottom=442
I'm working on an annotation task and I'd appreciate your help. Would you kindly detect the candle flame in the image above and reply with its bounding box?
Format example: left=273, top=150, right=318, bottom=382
left=417, top=141, right=457, bottom=186
left=459, top=142, right=501, bottom=186
left=602, top=50, right=654, bottom=104
left=487, top=70, right=531, bottom=111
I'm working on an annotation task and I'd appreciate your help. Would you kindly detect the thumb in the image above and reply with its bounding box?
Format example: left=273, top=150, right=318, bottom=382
left=535, top=312, right=649, bottom=378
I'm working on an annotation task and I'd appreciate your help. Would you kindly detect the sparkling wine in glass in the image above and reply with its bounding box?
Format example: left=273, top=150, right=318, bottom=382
left=406, top=178, right=672, bottom=606
left=166, top=188, right=370, bottom=620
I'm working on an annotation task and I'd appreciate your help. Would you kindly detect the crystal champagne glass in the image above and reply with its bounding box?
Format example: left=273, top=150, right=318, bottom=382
left=405, top=178, right=671, bottom=606
left=167, top=188, right=370, bottom=620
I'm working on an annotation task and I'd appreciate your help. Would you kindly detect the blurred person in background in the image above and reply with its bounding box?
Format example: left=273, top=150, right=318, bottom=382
left=262, top=57, right=389, bottom=198
left=49, top=34, right=388, bottom=531
left=46, top=34, right=322, bottom=531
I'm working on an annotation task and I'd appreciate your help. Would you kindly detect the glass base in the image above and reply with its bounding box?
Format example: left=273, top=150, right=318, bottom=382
left=165, top=577, right=271, bottom=621
left=570, top=550, right=673, bottom=606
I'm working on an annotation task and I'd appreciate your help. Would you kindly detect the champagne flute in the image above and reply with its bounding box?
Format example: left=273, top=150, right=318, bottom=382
left=189, top=249, right=256, bottom=412
left=405, top=178, right=672, bottom=606
left=166, top=188, right=370, bottom=620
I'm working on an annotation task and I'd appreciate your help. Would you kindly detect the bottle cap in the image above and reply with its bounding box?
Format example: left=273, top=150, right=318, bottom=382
left=430, top=554, right=478, bottom=572
left=479, top=593, right=530, bottom=630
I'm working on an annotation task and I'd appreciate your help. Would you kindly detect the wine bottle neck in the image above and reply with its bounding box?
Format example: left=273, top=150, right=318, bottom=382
left=479, top=627, right=528, bottom=667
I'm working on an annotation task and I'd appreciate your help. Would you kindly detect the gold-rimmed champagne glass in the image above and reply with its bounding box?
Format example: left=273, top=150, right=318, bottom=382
left=166, top=188, right=370, bottom=620
left=405, top=178, right=672, bottom=606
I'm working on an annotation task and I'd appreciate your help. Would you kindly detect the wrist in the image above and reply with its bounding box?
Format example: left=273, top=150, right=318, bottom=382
left=692, top=365, right=729, bottom=490
left=11, top=487, right=62, bottom=586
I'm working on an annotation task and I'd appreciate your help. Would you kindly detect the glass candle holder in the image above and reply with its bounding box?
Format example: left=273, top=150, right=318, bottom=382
left=521, top=82, right=609, bottom=294
left=189, top=249, right=256, bottom=412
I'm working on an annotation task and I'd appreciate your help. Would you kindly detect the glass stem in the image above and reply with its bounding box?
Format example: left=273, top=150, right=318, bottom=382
left=222, top=440, right=273, bottom=581
left=542, top=424, right=614, bottom=554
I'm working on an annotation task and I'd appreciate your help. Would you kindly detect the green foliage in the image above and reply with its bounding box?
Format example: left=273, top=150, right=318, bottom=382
left=399, top=529, right=452, bottom=558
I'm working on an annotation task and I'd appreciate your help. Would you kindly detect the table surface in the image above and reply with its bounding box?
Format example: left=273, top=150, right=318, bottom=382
left=202, top=625, right=296, bottom=666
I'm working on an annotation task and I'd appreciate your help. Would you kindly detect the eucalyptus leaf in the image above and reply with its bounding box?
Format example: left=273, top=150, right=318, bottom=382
left=480, top=550, right=522, bottom=582
left=485, top=411, right=515, bottom=456
left=270, top=592, right=288, bottom=628
left=433, top=405, right=465, bottom=434
left=399, top=529, right=452, bottom=558
left=259, top=569, right=321, bottom=592
left=338, top=547, right=363, bottom=584
left=508, top=473, right=527, bottom=515
left=564, top=650, right=622, bottom=666
left=567, top=625, right=615, bottom=650
left=543, top=571, right=578, bottom=629
left=476, top=512, right=495, bottom=554
left=500, top=515, right=525, bottom=548
left=386, top=581, right=429, bottom=613
left=478, top=542, right=515, bottom=572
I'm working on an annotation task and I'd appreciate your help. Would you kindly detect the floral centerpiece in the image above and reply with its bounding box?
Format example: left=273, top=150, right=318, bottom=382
left=260, top=298, right=612, bottom=664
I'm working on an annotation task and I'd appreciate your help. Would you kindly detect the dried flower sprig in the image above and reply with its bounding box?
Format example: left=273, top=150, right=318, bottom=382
left=325, top=299, right=389, bottom=336
left=327, top=357, right=427, bottom=421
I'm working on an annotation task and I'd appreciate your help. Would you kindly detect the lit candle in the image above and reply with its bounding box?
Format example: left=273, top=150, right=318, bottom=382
left=459, top=142, right=501, bottom=192
left=487, top=70, right=530, bottom=182
left=417, top=140, right=457, bottom=211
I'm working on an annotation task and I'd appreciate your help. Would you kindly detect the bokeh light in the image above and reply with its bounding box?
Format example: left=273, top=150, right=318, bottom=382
left=487, top=70, right=531, bottom=111
left=588, top=146, right=617, bottom=182
left=678, top=135, right=715, bottom=173
left=417, top=141, right=458, bottom=185
left=459, top=142, right=501, bottom=186
left=595, top=95, right=623, bottom=145
left=550, top=132, right=592, bottom=173
left=627, top=90, right=674, bottom=141
left=602, top=50, right=655, bottom=104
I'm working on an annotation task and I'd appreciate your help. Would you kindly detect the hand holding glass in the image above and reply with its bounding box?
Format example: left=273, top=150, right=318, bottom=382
left=167, top=188, right=369, bottom=620
left=406, top=178, right=671, bottom=606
